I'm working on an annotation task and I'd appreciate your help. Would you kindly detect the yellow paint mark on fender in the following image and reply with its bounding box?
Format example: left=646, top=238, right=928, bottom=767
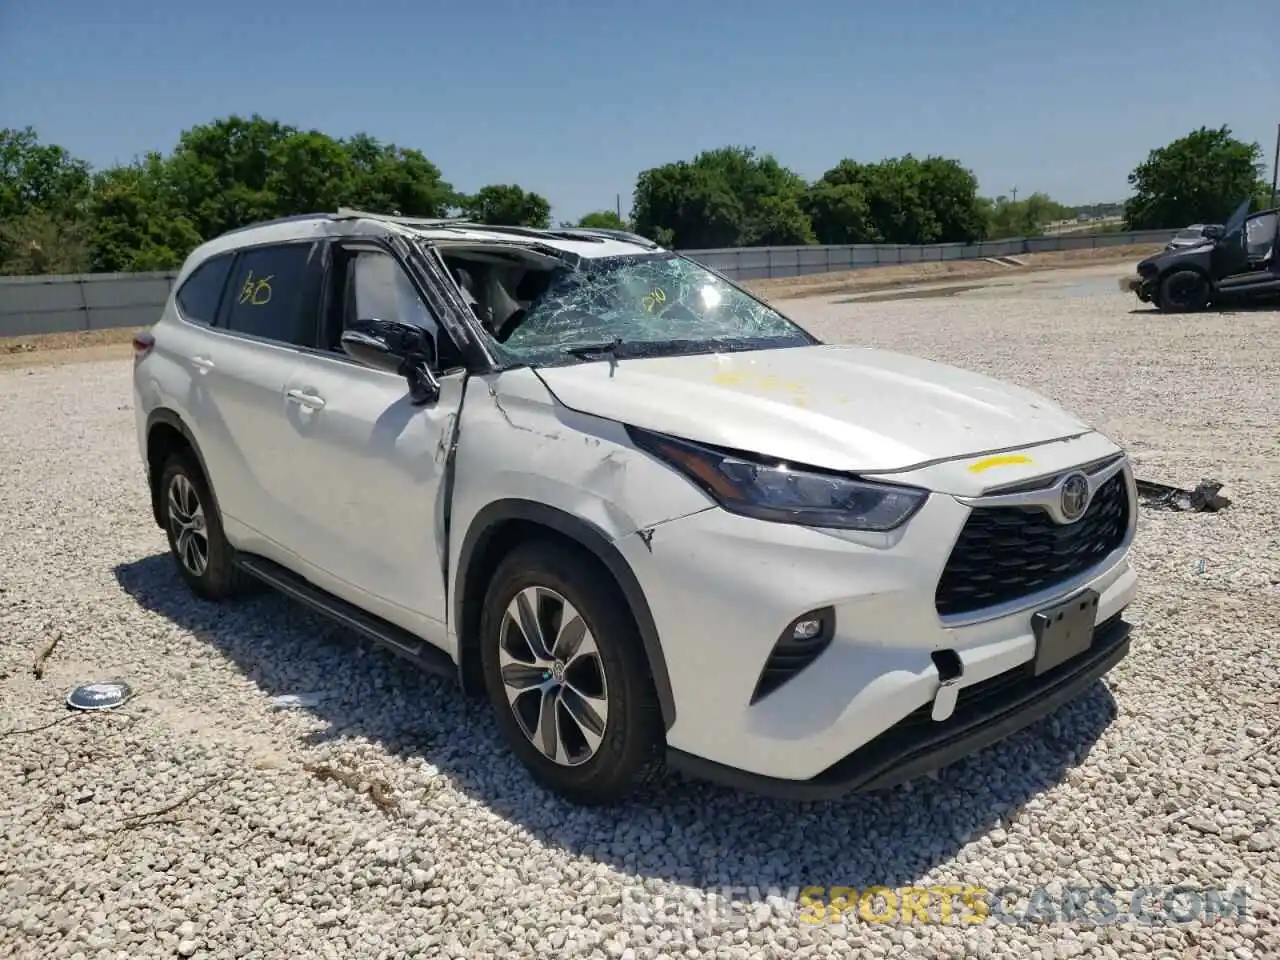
left=967, top=454, right=1033, bottom=474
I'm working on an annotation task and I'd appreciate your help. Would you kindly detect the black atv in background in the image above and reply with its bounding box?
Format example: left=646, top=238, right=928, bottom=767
left=1123, top=198, right=1280, bottom=311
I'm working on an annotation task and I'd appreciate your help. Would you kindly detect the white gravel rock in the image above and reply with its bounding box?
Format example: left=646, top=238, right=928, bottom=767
left=2, top=275, right=1279, bottom=958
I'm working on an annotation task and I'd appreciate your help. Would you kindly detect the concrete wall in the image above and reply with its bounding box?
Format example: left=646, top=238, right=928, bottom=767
left=0, top=230, right=1167, bottom=338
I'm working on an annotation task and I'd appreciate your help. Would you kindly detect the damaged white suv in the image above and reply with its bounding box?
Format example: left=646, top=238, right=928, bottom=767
left=132, top=210, right=1138, bottom=805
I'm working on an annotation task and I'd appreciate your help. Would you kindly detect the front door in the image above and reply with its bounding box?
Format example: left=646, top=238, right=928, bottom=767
left=1217, top=210, right=1280, bottom=291
left=278, top=242, right=465, bottom=646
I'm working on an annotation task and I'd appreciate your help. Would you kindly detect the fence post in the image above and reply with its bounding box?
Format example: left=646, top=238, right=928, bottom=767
left=78, top=276, right=91, bottom=331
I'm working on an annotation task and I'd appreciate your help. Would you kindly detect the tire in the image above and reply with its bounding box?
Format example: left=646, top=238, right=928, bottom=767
left=158, top=451, right=251, bottom=601
left=1156, top=269, right=1211, bottom=312
left=478, top=539, right=665, bottom=805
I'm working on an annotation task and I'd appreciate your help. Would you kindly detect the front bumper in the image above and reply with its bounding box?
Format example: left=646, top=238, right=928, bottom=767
left=668, top=614, right=1130, bottom=800
left=1120, top=274, right=1155, bottom=302
left=617, top=447, right=1139, bottom=793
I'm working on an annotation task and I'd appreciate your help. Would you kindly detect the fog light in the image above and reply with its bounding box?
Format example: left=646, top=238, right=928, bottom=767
left=792, top=619, right=822, bottom=640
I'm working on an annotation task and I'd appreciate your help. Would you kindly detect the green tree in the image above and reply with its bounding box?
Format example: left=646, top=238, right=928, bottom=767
left=805, top=155, right=987, bottom=245
left=1123, top=126, right=1267, bottom=229
left=803, top=179, right=875, bottom=244
left=88, top=156, right=202, bottom=272
left=0, top=127, right=93, bottom=273
left=632, top=146, right=813, bottom=248
left=340, top=133, right=456, bottom=216
left=0, top=209, right=90, bottom=275
left=576, top=210, right=628, bottom=230
left=461, top=184, right=551, bottom=227
left=985, top=192, right=1072, bottom=239
left=632, top=161, right=742, bottom=249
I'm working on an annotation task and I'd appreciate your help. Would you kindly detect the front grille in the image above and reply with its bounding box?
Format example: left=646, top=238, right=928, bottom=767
left=935, top=473, right=1130, bottom=617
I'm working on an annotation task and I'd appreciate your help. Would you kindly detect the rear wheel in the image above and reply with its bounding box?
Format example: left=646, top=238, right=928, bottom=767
left=159, top=452, right=251, bottom=601
left=478, top=540, right=664, bottom=805
left=1156, top=269, right=1211, bottom=312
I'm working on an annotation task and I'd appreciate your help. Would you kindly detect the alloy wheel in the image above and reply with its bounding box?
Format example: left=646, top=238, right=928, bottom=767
left=167, top=473, right=209, bottom=577
left=498, top=586, right=610, bottom=767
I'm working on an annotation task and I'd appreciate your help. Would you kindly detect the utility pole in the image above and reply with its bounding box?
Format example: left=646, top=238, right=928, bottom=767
left=1011, top=186, right=1018, bottom=203
left=1271, top=123, right=1279, bottom=208
left=616, top=194, right=622, bottom=221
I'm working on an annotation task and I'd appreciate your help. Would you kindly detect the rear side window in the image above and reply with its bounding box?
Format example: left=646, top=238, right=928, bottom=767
left=175, top=253, right=233, bottom=325
left=223, top=243, right=318, bottom=346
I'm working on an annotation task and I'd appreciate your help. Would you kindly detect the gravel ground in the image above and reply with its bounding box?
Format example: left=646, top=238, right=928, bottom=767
left=2, top=280, right=1279, bottom=959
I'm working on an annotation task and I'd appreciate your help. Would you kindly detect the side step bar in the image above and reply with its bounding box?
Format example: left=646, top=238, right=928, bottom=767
left=235, top=554, right=458, bottom=681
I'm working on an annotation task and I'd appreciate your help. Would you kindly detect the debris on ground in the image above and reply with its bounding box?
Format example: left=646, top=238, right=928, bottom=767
left=1136, top=478, right=1232, bottom=512
left=66, top=680, right=134, bottom=711
left=268, top=692, right=332, bottom=710
left=304, top=761, right=401, bottom=817
left=31, top=629, right=63, bottom=679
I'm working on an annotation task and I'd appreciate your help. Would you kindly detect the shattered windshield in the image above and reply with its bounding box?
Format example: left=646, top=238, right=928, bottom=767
left=494, top=253, right=816, bottom=365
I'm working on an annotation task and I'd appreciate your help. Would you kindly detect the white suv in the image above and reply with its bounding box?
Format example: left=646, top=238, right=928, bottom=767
left=132, top=210, right=1139, bottom=805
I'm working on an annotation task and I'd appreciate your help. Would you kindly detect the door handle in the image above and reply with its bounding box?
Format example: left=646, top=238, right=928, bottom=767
left=286, top=389, right=326, bottom=411
left=190, top=356, right=215, bottom=373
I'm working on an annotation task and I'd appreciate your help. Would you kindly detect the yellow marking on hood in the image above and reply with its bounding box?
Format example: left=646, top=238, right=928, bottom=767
left=711, top=371, right=808, bottom=394
left=968, top=454, right=1034, bottom=474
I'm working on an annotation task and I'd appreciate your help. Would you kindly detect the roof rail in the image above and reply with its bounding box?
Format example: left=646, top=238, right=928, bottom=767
left=558, top=227, right=660, bottom=249
left=219, top=212, right=336, bottom=238
left=334, top=207, right=475, bottom=226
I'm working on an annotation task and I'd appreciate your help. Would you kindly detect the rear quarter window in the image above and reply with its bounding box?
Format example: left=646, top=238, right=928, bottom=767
left=174, top=253, right=234, bottom=325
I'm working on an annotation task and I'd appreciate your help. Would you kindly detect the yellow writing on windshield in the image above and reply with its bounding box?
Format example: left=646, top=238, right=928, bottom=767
left=238, top=271, right=274, bottom=306
left=641, top=288, right=667, bottom=313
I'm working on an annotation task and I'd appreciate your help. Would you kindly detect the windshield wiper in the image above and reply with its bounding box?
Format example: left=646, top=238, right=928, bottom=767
left=564, top=337, right=624, bottom=359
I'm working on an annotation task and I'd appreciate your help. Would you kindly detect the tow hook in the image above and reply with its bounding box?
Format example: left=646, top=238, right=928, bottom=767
left=930, top=650, right=964, bottom=722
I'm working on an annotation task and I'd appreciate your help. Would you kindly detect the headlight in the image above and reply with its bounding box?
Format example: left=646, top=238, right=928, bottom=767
left=627, top=427, right=928, bottom=531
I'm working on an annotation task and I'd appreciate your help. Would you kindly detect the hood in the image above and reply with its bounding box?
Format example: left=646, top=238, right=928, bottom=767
left=534, top=344, right=1092, bottom=473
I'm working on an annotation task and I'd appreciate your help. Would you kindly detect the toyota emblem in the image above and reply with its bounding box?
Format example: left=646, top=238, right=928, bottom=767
left=1059, top=473, right=1090, bottom=523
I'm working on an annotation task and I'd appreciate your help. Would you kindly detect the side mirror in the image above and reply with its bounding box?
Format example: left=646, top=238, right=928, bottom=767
left=1203, top=225, right=1225, bottom=240
left=340, top=318, right=441, bottom=405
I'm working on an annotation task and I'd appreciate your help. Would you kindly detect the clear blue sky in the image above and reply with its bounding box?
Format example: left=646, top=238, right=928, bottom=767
left=2, top=0, right=1276, bottom=224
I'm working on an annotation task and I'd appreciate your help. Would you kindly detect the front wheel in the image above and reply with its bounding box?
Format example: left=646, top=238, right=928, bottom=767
left=1156, top=269, right=1211, bottom=312
left=478, top=540, right=665, bottom=805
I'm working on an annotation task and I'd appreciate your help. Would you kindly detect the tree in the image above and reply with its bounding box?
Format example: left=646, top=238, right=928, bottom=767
left=1123, top=126, right=1267, bottom=230
left=460, top=184, right=551, bottom=227
left=632, top=146, right=813, bottom=249
left=340, top=133, right=456, bottom=217
left=803, top=180, right=875, bottom=244
left=802, top=155, right=988, bottom=246
left=88, top=156, right=202, bottom=272
left=0, top=127, right=92, bottom=273
left=985, top=192, right=1071, bottom=239
left=576, top=210, right=628, bottom=230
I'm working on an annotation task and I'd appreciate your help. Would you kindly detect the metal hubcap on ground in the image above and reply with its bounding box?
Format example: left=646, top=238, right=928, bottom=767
left=167, top=474, right=208, bottom=577
left=498, top=586, right=609, bottom=767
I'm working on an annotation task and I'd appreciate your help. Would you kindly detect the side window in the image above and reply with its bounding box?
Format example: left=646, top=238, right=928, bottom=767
left=348, top=251, right=440, bottom=341
left=175, top=253, right=233, bottom=325
left=1245, top=213, right=1277, bottom=259
left=335, top=249, right=462, bottom=369
left=223, top=243, right=318, bottom=346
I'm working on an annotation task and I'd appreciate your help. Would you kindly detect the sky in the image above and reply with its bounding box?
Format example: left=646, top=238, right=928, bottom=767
left=2, top=0, right=1276, bottom=225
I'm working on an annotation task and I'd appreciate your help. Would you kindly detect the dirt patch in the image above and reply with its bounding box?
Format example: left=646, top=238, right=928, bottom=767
left=745, top=244, right=1162, bottom=300
left=0, top=328, right=141, bottom=369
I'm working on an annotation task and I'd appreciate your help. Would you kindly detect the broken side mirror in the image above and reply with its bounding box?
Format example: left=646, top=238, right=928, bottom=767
left=340, top=318, right=441, bottom=405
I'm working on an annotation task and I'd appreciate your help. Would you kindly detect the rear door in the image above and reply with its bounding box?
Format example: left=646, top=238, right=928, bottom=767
left=275, top=240, right=466, bottom=645
left=194, top=239, right=327, bottom=558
